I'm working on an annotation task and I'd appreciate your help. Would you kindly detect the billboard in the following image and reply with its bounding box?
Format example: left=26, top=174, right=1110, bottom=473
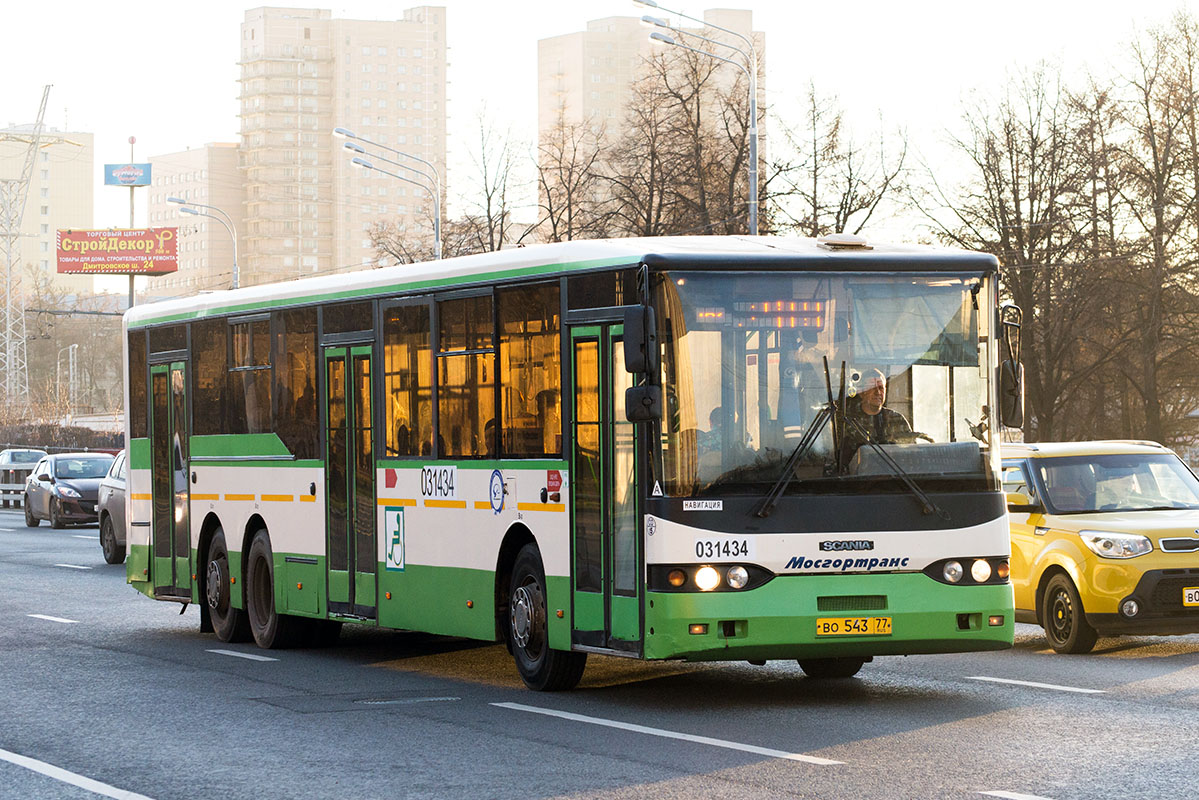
left=104, top=163, right=152, bottom=186
left=56, top=228, right=178, bottom=275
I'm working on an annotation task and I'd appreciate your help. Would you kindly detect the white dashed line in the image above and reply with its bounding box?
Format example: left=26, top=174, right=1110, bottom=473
left=0, top=747, right=155, bottom=800
left=207, top=649, right=279, bottom=662
left=72, top=535, right=94, bottom=540
left=54, top=563, right=92, bottom=570
left=0, top=527, right=17, bottom=532
left=27, top=614, right=78, bottom=624
left=968, top=676, right=1105, bottom=694
left=493, top=702, right=844, bottom=765
left=979, top=791, right=1056, bottom=799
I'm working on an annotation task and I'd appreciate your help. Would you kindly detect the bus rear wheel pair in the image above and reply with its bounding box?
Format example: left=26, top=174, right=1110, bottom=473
left=204, top=527, right=340, bottom=649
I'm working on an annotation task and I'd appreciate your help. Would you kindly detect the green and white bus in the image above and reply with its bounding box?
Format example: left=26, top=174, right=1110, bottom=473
left=123, top=235, right=1019, bottom=690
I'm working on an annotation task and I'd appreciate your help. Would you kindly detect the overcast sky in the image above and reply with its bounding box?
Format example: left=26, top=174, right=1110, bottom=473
left=3, top=0, right=1197, bottom=234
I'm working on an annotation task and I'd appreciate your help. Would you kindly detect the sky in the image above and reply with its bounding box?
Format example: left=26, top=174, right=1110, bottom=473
left=3, top=0, right=1197, bottom=239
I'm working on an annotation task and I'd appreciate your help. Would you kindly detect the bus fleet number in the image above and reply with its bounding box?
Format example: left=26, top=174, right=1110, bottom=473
left=421, top=466, right=457, bottom=499
left=694, top=539, right=751, bottom=559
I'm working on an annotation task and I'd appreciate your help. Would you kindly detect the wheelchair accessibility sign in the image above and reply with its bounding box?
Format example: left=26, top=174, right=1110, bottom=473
left=385, top=507, right=405, bottom=571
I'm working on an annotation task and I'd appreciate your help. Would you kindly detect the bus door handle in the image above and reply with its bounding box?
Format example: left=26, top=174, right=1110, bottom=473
left=191, top=472, right=197, bottom=484
left=540, top=487, right=548, bottom=503
left=309, top=482, right=317, bottom=496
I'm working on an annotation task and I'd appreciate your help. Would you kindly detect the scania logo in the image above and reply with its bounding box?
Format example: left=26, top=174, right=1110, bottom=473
left=819, top=540, right=874, bottom=552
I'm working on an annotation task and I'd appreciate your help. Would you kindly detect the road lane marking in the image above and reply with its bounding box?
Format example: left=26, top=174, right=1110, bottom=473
left=207, top=649, right=279, bottom=662
left=979, top=791, right=1056, bottom=799
left=27, top=614, right=78, bottom=624
left=54, top=563, right=92, bottom=570
left=968, top=676, right=1104, bottom=694
left=72, top=535, right=94, bottom=540
left=0, top=527, right=17, bottom=532
left=493, top=702, right=844, bottom=765
left=0, top=746, right=155, bottom=800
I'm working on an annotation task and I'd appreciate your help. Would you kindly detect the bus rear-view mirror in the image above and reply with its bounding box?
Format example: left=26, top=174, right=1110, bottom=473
left=626, top=385, right=662, bottom=421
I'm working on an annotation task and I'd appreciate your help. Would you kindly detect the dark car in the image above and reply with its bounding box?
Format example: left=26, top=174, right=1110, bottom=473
left=24, top=452, right=115, bottom=529
left=97, top=450, right=127, bottom=564
left=0, top=448, right=47, bottom=508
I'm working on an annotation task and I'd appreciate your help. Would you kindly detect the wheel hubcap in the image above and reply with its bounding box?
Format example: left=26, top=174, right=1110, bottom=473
left=206, top=558, right=226, bottom=611
left=1050, top=589, right=1072, bottom=640
left=510, top=581, right=544, bottom=652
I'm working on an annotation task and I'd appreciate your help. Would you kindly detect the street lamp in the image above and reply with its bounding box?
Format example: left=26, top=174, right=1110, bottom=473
left=636, top=0, right=759, bottom=235
left=170, top=198, right=240, bottom=289
left=335, top=127, right=442, bottom=259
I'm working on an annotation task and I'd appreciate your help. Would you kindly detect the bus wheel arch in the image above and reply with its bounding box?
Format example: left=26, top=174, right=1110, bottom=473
left=495, top=523, right=537, bottom=647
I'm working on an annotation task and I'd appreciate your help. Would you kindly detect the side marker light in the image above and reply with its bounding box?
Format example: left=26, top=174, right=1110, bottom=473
left=689, top=623, right=708, bottom=635
left=988, top=615, right=1004, bottom=627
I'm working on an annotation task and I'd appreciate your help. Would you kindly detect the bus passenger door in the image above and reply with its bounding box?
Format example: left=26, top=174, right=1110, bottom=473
left=324, top=345, right=377, bottom=618
left=569, top=324, right=642, bottom=653
left=149, top=361, right=192, bottom=598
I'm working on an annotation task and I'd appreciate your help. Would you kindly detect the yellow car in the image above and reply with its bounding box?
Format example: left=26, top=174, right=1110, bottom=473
left=1002, top=441, right=1199, bottom=653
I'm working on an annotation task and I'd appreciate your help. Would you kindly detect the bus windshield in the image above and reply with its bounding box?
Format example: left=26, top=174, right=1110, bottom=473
left=654, top=270, right=995, bottom=497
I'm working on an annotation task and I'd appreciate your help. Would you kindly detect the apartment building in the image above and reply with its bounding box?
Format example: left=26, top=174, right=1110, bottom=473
left=239, top=6, right=447, bottom=285
left=146, top=143, right=245, bottom=295
left=538, top=9, right=764, bottom=143
left=0, top=126, right=94, bottom=298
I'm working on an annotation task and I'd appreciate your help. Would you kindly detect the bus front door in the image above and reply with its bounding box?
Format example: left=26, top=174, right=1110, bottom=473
left=149, top=361, right=192, bottom=598
left=569, top=324, right=641, bottom=653
left=324, top=345, right=377, bottom=618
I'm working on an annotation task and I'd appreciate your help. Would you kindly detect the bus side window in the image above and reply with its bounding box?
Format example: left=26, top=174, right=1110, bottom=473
left=498, top=283, right=561, bottom=458
left=273, top=308, right=318, bottom=459
left=383, top=303, right=432, bottom=458
left=437, top=295, right=494, bottom=458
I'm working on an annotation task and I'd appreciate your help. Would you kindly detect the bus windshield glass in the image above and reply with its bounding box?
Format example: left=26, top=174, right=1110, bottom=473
left=654, top=270, right=995, bottom=497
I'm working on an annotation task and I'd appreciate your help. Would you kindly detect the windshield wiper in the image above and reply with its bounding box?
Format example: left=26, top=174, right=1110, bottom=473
left=840, top=413, right=950, bottom=520
left=753, top=404, right=833, bottom=518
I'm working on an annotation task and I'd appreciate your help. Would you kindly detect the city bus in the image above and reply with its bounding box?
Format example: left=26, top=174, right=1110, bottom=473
left=123, top=235, right=1019, bottom=690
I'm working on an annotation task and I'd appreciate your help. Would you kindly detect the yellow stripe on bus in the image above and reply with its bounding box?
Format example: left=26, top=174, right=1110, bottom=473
left=300, top=495, right=317, bottom=503
left=191, top=493, right=219, bottom=501
left=225, top=494, right=255, bottom=502
left=377, top=498, right=417, bottom=507
left=130, top=493, right=152, bottom=501
left=473, top=501, right=493, bottom=510
left=261, top=494, right=293, bottom=502
left=516, top=502, right=566, bottom=513
left=423, top=499, right=467, bottom=509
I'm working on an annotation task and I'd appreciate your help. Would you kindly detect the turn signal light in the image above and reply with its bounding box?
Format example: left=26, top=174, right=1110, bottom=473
left=995, top=561, right=1010, bottom=580
left=667, top=569, right=687, bottom=587
left=689, top=623, right=708, bottom=635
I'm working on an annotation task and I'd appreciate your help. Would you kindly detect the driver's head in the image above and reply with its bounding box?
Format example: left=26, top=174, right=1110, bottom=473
left=860, top=369, right=887, bottom=415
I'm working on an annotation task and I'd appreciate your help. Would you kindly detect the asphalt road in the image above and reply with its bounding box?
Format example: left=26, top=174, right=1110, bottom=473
left=2, top=505, right=1197, bottom=800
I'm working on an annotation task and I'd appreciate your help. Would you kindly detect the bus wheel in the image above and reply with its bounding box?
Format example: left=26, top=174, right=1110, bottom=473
left=246, top=529, right=302, bottom=649
left=798, top=657, right=866, bottom=679
left=100, top=517, right=125, bottom=564
left=205, top=527, right=251, bottom=643
left=507, top=544, right=586, bottom=691
left=1042, top=573, right=1098, bottom=654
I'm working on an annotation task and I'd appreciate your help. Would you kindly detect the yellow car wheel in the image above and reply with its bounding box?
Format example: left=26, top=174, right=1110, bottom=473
left=1042, top=573, right=1098, bottom=654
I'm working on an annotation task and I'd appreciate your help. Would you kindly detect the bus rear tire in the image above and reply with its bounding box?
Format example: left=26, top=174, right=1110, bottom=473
left=205, top=527, right=251, bottom=643
left=246, top=529, right=303, bottom=649
left=798, top=657, right=866, bottom=679
left=507, top=544, right=586, bottom=691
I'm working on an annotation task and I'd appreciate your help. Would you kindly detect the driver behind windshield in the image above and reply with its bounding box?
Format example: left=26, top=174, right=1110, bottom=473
left=840, top=368, right=930, bottom=463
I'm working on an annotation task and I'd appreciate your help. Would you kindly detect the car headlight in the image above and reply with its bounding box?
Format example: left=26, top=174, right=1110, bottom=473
left=56, top=485, right=81, bottom=499
left=1079, top=530, right=1152, bottom=559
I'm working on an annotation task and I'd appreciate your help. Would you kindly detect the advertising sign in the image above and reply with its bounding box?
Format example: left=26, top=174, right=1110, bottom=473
left=56, top=228, right=178, bottom=275
left=104, top=163, right=152, bottom=186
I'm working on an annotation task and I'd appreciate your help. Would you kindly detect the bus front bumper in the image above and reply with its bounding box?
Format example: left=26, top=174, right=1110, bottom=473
left=644, top=572, right=1014, bottom=662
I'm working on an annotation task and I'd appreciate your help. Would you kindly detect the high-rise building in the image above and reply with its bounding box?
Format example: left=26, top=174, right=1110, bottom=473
left=146, top=143, right=245, bottom=295
left=239, top=6, right=447, bottom=286
left=0, top=126, right=94, bottom=298
left=538, top=9, right=764, bottom=144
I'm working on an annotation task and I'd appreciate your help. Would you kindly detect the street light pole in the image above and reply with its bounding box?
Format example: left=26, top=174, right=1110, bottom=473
left=334, top=127, right=442, bottom=258
left=168, top=197, right=240, bottom=289
left=639, top=1, right=759, bottom=235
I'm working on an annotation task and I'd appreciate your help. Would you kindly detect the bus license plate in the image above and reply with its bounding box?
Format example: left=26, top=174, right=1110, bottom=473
left=1184, top=587, right=1199, bottom=607
left=816, top=617, right=892, bottom=636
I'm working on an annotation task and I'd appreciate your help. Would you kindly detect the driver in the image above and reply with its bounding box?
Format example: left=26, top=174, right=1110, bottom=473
left=840, top=368, right=929, bottom=462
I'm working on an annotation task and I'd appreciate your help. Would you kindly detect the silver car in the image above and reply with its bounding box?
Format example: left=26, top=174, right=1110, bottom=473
left=97, top=450, right=127, bottom=564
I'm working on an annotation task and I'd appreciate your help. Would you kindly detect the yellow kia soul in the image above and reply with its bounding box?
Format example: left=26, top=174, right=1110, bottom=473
left=1002, top=441, right=1199, bottom=653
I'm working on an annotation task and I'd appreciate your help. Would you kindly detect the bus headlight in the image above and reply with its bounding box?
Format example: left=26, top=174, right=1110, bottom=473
left=726, top=565, right=749, bottom=589
left=971, top=559, right=992, bottom=583
left=694, top=566, right=721, bottom=591
left=943, top=561, right=964, bottom=583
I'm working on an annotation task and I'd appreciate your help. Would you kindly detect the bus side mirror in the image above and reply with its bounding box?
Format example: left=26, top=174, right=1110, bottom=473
left=624, top=306, right=658, bottom=376
left=1000, top=359, right=1024, bottom=429
left=626, top=385, right=662, bottom=421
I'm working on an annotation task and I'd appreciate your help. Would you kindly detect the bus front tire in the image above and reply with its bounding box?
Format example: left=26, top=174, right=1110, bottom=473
left=246, top=529, right=303, bottom=649
left=507, top=544, right=586, bottom=691
left=205, top=527, right=251, bottom=643
left=1042, top=573, right=1098, bottom=654
left=798, top=657, right=866, bottom=679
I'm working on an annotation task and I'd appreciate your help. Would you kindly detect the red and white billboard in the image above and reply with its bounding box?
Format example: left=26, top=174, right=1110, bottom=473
left=56, top=228, right=178, bottom=275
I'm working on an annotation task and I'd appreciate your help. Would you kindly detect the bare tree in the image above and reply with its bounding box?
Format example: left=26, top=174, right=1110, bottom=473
left=535, top=109, right=611, bottom=241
